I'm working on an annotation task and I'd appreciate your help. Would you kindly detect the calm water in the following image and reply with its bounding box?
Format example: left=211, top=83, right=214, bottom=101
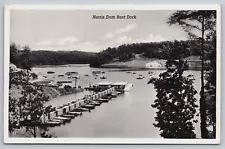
left=32, top=66, right=201, bottom=138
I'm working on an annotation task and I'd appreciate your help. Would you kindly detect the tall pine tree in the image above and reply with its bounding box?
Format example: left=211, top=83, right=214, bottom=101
left=168, top=10, right=216, bottom=138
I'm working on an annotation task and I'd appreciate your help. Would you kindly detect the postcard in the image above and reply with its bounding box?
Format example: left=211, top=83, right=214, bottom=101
left=4, top=4, right=221, bottom=144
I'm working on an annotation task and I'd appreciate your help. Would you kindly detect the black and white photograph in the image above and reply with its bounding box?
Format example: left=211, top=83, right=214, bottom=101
left=4, top=4, right=221, bottom=144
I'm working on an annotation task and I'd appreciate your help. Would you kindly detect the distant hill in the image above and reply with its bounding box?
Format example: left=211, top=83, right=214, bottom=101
left=102, top=55, right=201, bottom=70
left=96, top=40, right=203, bottom=67
left=10, top=40, right=206, bottom=68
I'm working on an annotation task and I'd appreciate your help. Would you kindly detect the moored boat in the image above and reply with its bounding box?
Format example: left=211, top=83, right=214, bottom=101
left=100, top=76, right=107, bottom=79
left=51, top=119, right=64, bottom=123
left=90, top=101, right=101, bottom=106
left=96, top=98, right=109, bottom=103
left=81, top=104, right=95, bottom=109
left=62, top=114, right=76, bottom=118
left=73, top=108, right=90, bottom=112
left=102, top=95, right=112, bottom=100
left=47, top=71, right=55, bottom=74
left=54, top=116, right=71, bottom=122
left=137, top=76, right=145, bottom=79
left=46, top=121, right=61, bottom=127
left=111, top=91, right=120, bottom=97
left=68, top=111, right=82, bottom=116
left=45, top=121, right=61, bottom=127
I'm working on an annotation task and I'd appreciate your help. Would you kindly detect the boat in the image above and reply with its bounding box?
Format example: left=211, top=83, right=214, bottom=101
left=89, top=101, right=101, bottom=106
left=68, top=111, right=82, bottom=116
left=57, top=80, right=72, bottom=83
left=111, top=82, right=133, bottom=92
left=137, top=76, right=145, bottom=79
left=54, top=116, right=71, bottom=122
left=92, top=71, right=101, bottom=74
left=72, top=76, right=79, bottom=79
left=132, top=72, right=136, bottom=74
left=96, top=98, right=109, bottom=103
left=65, top=72, right=78, bottom=76
left=62, top=114, right=76, bottom=118
left=84, top=74, right=89, bottom=77
left=58, top=75, right=64, bottom=77
left=73, top=108, right=90, bottom=112
left=46, top=121, right=61, bottom=126
left=47, top=71, right=55, bottom=74
left=102, top=95, right=112, bottom=100
left=81, top=104, right=95, bottom=109
left=111, top=92, right=120, bottom=97
left=100, top=76, right=107, bottom=79
left=148, top=71, right=153, bottom=75
left=102, top=71, right=105, bottom=74
left=51, top=118, right=66, bottom=123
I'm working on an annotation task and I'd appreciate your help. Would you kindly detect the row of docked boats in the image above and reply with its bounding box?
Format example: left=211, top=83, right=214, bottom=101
left=44, top=91, right=121, bottom=127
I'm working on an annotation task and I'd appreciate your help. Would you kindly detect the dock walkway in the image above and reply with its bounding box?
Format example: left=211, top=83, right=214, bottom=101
left=39, top=87, right=115, bottom=126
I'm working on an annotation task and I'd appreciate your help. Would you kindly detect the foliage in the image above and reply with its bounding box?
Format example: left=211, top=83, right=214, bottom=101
left=168, top=10, right=216, bottom=139
left=10, top=44, right=33, bottom=70
left=148, top=59, right=198, bottom=138
left=9, top=67, right=53, bottom=137
left=168, top=10, right=216, bottom=39
left=10, top=40, right=203, bottom=68
left=204, top=26, right=216, bottom=139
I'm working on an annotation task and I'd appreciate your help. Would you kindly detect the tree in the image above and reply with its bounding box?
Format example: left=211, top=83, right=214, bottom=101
left=204, top=26, right=216, bottom=138
left=9, top=65, right=53, bottom=137
left=10, top=43, right=19, bottom=64
left=168, top=10, right=216, bottom=138
left=19, top=46, right=32, bottom=70
left=148, top=59, right=198, bottom=138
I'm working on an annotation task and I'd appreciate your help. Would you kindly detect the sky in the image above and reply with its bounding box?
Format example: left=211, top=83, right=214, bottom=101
left=10, top=10, right=189, bottom=52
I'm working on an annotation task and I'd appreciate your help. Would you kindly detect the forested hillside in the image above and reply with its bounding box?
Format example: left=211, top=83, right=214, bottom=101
left=10, top=39, right=206, bottom=68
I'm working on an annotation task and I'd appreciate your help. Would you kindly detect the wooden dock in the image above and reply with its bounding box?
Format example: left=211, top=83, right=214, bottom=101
left=39, top=87, right=116, bottom=127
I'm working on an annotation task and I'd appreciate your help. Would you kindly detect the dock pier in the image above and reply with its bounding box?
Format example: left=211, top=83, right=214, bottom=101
left=40, top=87, right=116, bottom=127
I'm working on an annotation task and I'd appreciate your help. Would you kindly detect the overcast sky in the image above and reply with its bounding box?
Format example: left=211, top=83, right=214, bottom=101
left=10, top=10, right=188, bottom=52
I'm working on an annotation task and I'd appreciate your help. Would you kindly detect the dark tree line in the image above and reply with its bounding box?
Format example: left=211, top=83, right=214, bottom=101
left=10, top=39, right=204, bottom=69
left=95, top=40, right=202, bottom=66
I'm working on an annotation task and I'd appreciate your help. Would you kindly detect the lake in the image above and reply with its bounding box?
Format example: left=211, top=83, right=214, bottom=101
left=32, top=65, right=201, bottom=138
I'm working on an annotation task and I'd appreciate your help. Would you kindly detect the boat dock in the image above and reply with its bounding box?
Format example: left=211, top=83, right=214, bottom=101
left=39, top=87, right=116, bottom=127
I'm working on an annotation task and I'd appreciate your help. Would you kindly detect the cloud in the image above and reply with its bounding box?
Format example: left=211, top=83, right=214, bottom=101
left=137, top=34, right=167, bottom=43
left=36, top=36, right=79, bottom=47
left=105, top=33, right=114, bottom=39
left=115, top=23, right=137, bottom=34
left=104, top=23, right=137, bottom=39
left=57, top=36, right=78, bottom=46
left=36, top=39, right=53, bottom=46
left=117, top=36, right=133, bottom=44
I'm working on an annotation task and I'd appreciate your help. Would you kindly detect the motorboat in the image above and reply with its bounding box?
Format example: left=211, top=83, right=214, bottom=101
left=100, top=76, right=107, bottom=79
left=137, top=76, right=145, bottom=79
left=47, top=71, right=55, bottom=74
